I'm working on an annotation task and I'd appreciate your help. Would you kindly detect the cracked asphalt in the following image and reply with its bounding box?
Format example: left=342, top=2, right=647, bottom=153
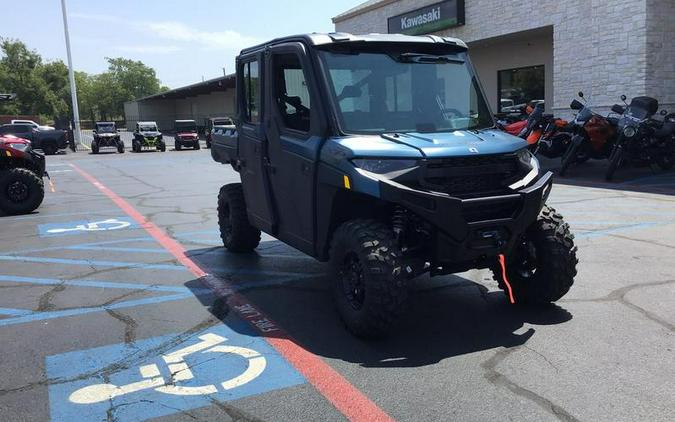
left=0, top=146, right=673, bottom=422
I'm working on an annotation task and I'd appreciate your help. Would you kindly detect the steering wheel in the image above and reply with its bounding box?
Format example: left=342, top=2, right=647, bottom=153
left=441, top=108, right=466, bottom=118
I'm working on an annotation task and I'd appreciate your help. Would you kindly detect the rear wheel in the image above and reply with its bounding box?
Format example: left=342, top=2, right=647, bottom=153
left=329, top=219, right=408, bottom=338
left=43, top=142, right=57, bottom=156
left=656, top=151, right=674, bottom=170
left=491, top=205, right=577, bottom=304
left=559, top=139, right=580, bottom=176
left=217, top=183, right=260, bottom=252
left=0, top=168, right=44, bottom=215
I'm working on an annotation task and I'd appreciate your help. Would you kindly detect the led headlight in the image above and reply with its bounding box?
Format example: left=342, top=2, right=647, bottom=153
left=351, top=158, right=418, bottom=174
left=8, top=143, right=29, bottom=151
left=623, top=126, right=637, bottom=138
left=509, top=149, right=540, bottom=190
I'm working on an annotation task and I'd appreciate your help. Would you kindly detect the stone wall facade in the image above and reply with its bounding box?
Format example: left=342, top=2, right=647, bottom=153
left=334, top=0, right=673, bottom=116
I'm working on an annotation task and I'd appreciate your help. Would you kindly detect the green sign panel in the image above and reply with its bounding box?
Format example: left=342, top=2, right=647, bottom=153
left=388, top=0, right=465, bottom=35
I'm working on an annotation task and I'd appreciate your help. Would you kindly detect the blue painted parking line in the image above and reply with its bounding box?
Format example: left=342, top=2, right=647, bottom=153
left=0, top=294, right=191, bottom=327
left=47, top=323, right=305, bottom=422
left=5, top=236, right=155, bottom=256
left=0, top=275, right=210, bottom=294
left=68, top=245, right=168, bottom=254
left=0, top=307, right=35, bottom=316
left=38, top=217, right=137, bottom=237
left=0, top=255, right=186, bottom=271
left=5, top=208, right=121, bottom=221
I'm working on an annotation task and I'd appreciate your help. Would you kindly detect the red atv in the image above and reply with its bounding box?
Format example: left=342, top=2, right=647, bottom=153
left=0, top=135, right=47, bottom=215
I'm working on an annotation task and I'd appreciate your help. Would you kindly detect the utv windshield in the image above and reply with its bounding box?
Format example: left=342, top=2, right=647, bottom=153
left=213, top=119, right=233, bottom=126
left=97, top=123, right=115, bottom=133
left=319, top=49, right=493, bottom=134
left=175, top=122, right=197, bottom=132
left=140, top=125, right=157, bottom=132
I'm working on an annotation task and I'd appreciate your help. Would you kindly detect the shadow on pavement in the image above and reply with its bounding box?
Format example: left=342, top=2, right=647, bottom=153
left=540, top=157, right=675, bottom=196
left=184, top=243, right=573, bottom=368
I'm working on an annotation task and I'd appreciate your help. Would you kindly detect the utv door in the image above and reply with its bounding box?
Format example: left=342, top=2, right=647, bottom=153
left=264, top=43, right=326, bottom=254
left=237, top=55, right=275, bottom=233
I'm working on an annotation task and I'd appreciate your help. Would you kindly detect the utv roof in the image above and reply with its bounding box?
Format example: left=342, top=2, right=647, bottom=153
left=137, top=121, right=157, bottom=125
left=175, top=120, right=196, bottom=123
left=95, top=121, right=115, bottom=125
left=239, top=32, right=467, bottom=55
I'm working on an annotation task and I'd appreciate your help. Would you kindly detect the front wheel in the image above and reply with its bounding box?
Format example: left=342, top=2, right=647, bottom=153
left=117, top=142, right=125, bottom=153
left=0, top=168, right=45, bottom=215
left=175, top=141, right=181, bottom=151
left=329, top=219, right=408, bottom=338
left=159, top=142, right=166, bottom=152
left=656, top=149, right=674, bottom=170
left=91, top=141, right=99, bottom=154
left=559, top=138, right=581, bottom=177
left=218, top=184, right=261, bottom=252
left=43, top=142, right=57, bottom=156
left=194, top=141, right=201, bottom=150
left=605, top=144, right=624, bottom=181
left=492, top=206, right=577, bottom=304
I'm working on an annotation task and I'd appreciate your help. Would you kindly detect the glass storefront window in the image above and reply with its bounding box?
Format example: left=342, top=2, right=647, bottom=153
left=497, top=65, right=544, bottom=112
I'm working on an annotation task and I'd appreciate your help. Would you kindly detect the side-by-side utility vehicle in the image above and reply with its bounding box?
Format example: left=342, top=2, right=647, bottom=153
left=174, top=120, right=200, bottom=150
left=132, top=121, right=165, bottom=152
left=92, top=121, right=124, bottom=154
left=211, top=33, right=578, bottom=338
left=0, top=135, right=46, bottom=215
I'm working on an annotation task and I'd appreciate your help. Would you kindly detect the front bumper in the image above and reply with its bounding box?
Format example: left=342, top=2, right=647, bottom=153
left=94, top=136, right=120, bottom=147
left=139, top=137, right=163, bottom=147
left=379, top=171, right=553, bottom=267
left=176, top=137, right=199, bottom=145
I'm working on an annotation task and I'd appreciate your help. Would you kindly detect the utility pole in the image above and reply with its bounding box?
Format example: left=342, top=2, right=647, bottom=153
left=60, top=0, right=82, bottom=147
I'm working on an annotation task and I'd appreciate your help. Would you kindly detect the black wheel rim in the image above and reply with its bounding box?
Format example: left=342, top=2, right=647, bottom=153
left=221, top=204, right=232, bottom=244
left=340, top=253, right=366, bottom=310
left=7, top=180, right=29, bottom=203
left=512, top=238, right=538, bottom=279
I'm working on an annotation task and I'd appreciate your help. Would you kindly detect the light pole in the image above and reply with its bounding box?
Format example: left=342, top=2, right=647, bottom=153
left=60, top=0, right=82, bottom=147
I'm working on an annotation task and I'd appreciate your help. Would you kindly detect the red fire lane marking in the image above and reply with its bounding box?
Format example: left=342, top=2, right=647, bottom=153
left=69, top=163, right=394, bottom=422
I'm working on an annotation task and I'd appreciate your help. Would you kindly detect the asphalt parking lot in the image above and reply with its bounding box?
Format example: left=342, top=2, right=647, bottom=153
left=0, top=145, right=673, bottom=422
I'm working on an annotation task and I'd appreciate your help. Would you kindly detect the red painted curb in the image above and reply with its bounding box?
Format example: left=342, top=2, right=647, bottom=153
left=69, top=163, right=394, bottom=422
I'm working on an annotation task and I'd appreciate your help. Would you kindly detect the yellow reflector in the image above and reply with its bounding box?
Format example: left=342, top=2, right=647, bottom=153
left=343, top=175, right=351, bottom=189
left=5, top=150, right=11, bottom=157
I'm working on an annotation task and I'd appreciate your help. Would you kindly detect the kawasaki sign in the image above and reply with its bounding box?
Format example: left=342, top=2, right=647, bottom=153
left=388, top=0, right=465, bottom=35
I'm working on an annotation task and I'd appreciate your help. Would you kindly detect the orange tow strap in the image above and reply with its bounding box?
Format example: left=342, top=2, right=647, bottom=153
left=498, top=254, right=516, bottom=304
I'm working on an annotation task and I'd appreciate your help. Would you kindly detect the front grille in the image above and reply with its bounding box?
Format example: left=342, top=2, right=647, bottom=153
left=418, top=155, right=521, bottom=198
left=462, top=199, right=521, bottom=223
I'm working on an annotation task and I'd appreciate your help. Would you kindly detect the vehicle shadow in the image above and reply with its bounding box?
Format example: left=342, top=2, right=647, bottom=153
left=184, top=243, right=573, bottom=368
left=540, top=157, right=675, bottom=196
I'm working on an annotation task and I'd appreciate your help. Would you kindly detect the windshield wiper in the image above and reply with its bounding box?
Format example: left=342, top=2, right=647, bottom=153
left=396, top=53, right=465, bottom=64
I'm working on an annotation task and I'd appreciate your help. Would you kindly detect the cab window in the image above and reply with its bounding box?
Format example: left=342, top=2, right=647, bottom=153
left=272, top=53, right=311, bottom=133
left=242, top=60, right=260, bottom=124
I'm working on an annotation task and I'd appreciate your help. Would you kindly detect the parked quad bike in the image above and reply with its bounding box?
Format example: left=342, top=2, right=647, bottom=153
left=0, top=135, right=47, bottom=215
left=605, top=96, right=675, bottom=181
left=559, top=92, right=618, bottom=176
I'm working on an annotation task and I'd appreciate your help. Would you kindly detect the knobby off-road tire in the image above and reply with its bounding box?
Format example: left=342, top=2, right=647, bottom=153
left=0, top=168, right=45, bottom=215
left=159, top=142, right=166, bottom=152
left=329, top=219, right=409, bottom=338
left=194, top=141, right=201, bottom=150
left=43, top=142, right=57, bottom=156
left=175, top=141, right=182, bottom=151
left=218, top=183, right=260, bottom=253
left=91, top=141, right=99, bottom=154
left=117, top=142, right=125, bottom=153
left=491, top=205, right=578, bottom=304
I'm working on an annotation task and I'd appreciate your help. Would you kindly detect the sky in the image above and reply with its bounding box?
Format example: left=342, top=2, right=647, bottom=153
left=2, top=0, right=363, bottom=88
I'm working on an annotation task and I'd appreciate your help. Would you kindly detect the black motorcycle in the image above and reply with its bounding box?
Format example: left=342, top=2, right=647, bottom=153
left=605, top=96, right=675, bottom=180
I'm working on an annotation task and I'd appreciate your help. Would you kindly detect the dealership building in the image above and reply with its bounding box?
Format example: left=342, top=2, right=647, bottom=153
left=332, top=0, right=675, bottom=117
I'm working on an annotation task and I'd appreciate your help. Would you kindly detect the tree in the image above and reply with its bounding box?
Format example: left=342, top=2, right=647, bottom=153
left=104, top=57, right=163, bottom=117
left=0, top=38, right=52, bottom=116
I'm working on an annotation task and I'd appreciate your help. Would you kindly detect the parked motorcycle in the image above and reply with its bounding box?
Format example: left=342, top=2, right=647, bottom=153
left=521, top=103, right=573, bottom=158
left=605, top=96, right=675, bottom=180
left=559, top=92, right=618, bottom=176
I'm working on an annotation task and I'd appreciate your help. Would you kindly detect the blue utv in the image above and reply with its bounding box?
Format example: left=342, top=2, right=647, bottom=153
left=211, top=33, right=578, bottom=338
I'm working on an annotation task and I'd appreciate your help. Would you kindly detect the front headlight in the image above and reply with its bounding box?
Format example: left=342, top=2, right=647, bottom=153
left=623, top=126, right=637, bottom=138
left=351, top=158, right=418, bottom=174
left=8, top=143, right=29, bottom=151
left=509, top=149, right=540, bottom=190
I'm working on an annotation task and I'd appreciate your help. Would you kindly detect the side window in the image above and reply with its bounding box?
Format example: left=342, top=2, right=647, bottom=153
left=242, top=60, right=260, bottom=124
left=273, top=53, right=311, bottom=133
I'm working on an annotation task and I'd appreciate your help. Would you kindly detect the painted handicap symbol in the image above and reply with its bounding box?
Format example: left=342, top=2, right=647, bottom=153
left=46, top=218, right=131, bottom=234
left=47, top=324, right=304, bottom=422
left=69, top=333, right=266, bottom=404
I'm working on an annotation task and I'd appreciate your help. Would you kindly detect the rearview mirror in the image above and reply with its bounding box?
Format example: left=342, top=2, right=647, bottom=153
left=661, top=109, right=668, bottom=116
left=620, top=95, right=627, bottom=102
left=578, top=91, right=584, bottom=98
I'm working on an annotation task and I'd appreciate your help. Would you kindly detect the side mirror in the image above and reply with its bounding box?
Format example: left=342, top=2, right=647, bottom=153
left=620, top=95, right=627, bottom=102
left=578, top=91, right=584, bottom=98
left=661, top=110, right=668, bottom=116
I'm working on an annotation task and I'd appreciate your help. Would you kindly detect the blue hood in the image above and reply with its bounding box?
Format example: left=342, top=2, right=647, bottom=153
left=324, top=129, right=527, bottom=160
